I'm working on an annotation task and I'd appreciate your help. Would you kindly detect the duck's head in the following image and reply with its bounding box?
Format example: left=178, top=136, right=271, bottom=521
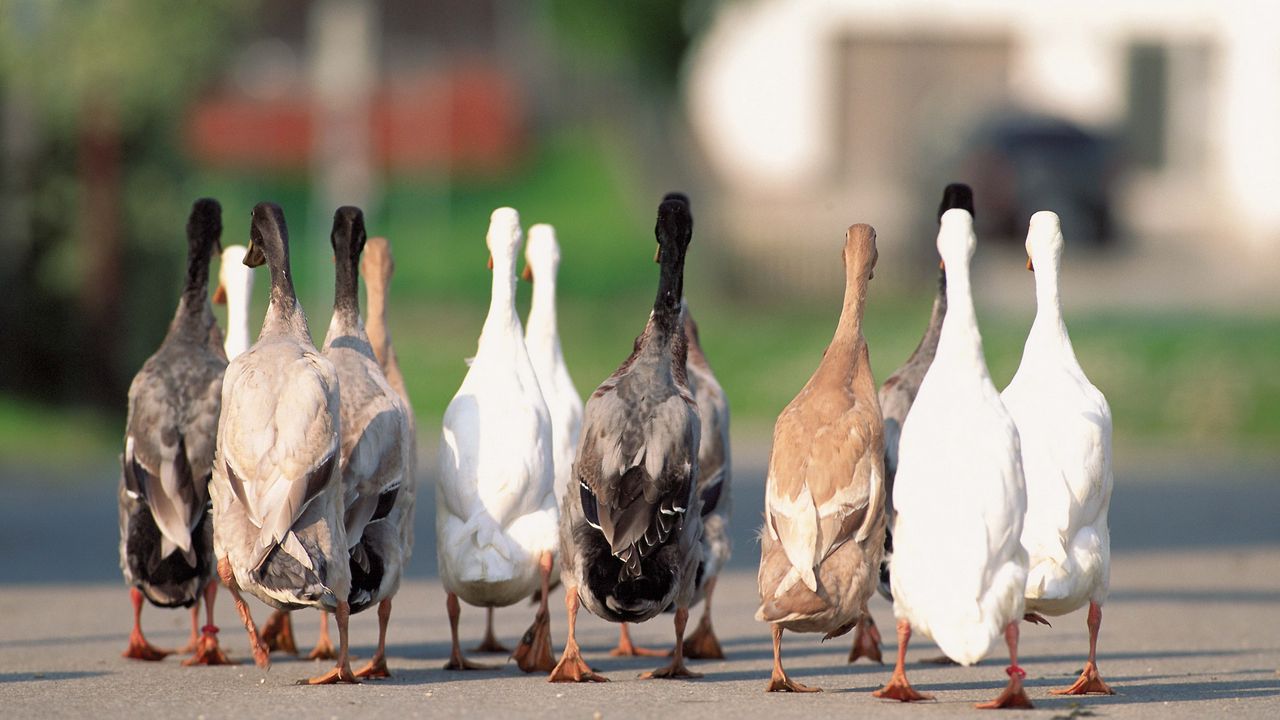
left=1025, top=210, right=1063, bottom=273
left=214, top=245, right=251, bottom=305
left=485, top=207, right=522, bottom=271
left=330, top=206, right=367, bottom=266
left=937, top=183, right=974, bottom=221
left=187, top=198, right=223, bottom=261
left=842, top=223, right=878, bottom=282
left=654, top=197, right=692, bottom=266
left=522, top=223, right=560, bottom=282
left=936, top=208, right=976, bottom=272
left=244, top=202, right=289, bottom=270
left=361, top=236, right=394, bottom=285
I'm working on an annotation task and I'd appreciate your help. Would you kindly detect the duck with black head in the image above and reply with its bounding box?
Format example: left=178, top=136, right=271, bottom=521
left=119, top=198, right=233, bottom=666
left=210, top=202, right=356, bottom=685
left=549, top=196, right=704, bottom=683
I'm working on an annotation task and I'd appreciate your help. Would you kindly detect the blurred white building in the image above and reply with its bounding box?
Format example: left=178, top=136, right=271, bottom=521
left=685, top=0, right=1280, bottom=306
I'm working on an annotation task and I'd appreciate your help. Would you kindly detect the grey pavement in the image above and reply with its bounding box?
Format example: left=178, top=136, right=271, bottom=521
left=1, top=451, right=1278, bottom=717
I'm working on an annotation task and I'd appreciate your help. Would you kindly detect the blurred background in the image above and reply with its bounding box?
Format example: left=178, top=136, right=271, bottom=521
left=2, top=0, right=1278, bottom=478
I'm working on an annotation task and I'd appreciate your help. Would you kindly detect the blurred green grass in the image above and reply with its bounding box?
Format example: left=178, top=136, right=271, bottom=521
left=4, top=128, right=1279, bottom=468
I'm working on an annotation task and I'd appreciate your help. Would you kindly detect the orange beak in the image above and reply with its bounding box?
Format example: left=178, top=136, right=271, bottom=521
left=939, top=259, right=946, bottom=271
left=487, top=254, right=494, bottom=270
left=654, top=247, right=662, bottom=263
left=1026, top=255, right=1034, bottom=272
left=521, top=264, right=533, bottom=282
left=212, top=283, right=227, bottom=305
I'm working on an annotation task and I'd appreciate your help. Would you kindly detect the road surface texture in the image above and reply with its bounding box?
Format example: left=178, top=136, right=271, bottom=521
left=1, top=451, right=1277, bottom=718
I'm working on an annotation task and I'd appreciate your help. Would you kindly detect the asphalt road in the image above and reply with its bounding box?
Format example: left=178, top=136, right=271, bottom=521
left=1, top=452, right=1278, bottom=718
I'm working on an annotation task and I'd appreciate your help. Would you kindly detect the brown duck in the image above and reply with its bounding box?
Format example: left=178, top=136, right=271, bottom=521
left=756, top=223, right=886, bottom=693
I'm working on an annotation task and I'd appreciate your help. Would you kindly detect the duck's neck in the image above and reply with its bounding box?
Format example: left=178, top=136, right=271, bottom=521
left=224, top=279, right=252, bottom=359
left=364, top=274, right=393, bottom=365
left=909, top=270, right=948, bottom=364
left=260, top=254, right=309, bottom=341
left=172, top=246, right=218, bottom=343
left=526, top=265, right=562, bottom=350
left=817, top=264, right=868, bottom=380
left=1027, top=258, right=1078, bottom=361
left=937, top=256, right=986, bottom=367
left=480, top=252, right=522, bottom=344
left=332, top=249, right=361, bottom=329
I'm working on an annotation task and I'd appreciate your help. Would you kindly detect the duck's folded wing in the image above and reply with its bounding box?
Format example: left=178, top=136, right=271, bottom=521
left=124, top=433, right=200, bottom=564
left=342, top=405, right=408, bottom=548
left=578, top=390, right=698, bottom=577
left=766, top=409, right=883, bottom=593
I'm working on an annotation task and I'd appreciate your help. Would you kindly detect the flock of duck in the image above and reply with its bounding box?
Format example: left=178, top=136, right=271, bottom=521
left=117, top=184, right=1114, bottom=707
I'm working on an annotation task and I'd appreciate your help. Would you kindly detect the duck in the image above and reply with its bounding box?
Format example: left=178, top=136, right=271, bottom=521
left=756, top=223, right=885, bottom=693
left=1001, top=211, right=1114, bottom=696
left=210, top=202, right=355, bottom=685
left=436, top=207, right=559, bottom=673
left=675, top=300, right=732, bottom=660
left=214, top=244, right=255, bottom=361
left=849, top=183, right=972, bottom=665
left=548, top=196, right=703, bottom=683
left=873, top=207, right=1031, bottom=708
left=314, top=207, right=416, bottom=678
left=118, top=198, right=232, bottom=666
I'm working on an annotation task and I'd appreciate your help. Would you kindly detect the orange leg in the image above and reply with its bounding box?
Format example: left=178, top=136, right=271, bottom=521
left=682, top=576, right=725, bottom=660
left=471, top=608, right=510, bottom=654
left=443, top=593, right=496, bottom=670
left=610, top=623, right=667, bottom=657
left=177, top=598, right=201, bottom=654
left=183, top=580, right=235, bottom=666
left=514, top=550, right=556, bottom=673
left=261, top=610, right=299, bottom=655
left=848, top=612, right=883, bottom=664
left=765, top=623, right=819, bottom=692
left=1052, top=601, right=1115, bottom=695
left=975, top=622, right=1034, bottom=709
left=217, top=557, right=269, bottom=669
left=872, top=619, right=933, bottom=702
left=354, top=597, right=394, bottom=679
left=307, top=611, right=337, bottom=660
left=640, top=606, right=703, bottom=679
left=548, top=586, right=608, bottom=683
left=122, top=587, right=171, bottom=661
left=299, top=601, right=358, bottom=685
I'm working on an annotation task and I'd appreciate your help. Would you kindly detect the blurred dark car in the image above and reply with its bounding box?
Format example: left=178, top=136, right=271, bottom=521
left=962, top=112, right=1119, bottom=246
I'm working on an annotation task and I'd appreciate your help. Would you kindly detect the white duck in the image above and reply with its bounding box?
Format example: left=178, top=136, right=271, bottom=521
left=210, top=202, right=354, bottom=684
left=522, top=223, right=583, bottom=522
left=875, top=208, right=1032, bottom=708
left=214, top=244, right=255, bottom=361
left=436, top=207, right=559, bottom=673
left=1002, top=211, right=1114, bottom=696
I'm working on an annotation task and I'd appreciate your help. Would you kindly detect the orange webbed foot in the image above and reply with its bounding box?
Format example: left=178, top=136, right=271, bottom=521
left=681, top=615, right=725, bottom=660
left=847, top=618, right=883, bottom=664
left=640, top=658, right=703, bottom=680
left=1051, top=661, right=1115, bottom=695
left=766, top=672, right=821, bottom=693
left=548, top=646, right=608, bottom=683
left=872, top=671, right=934, bottom=702
left=182, top=626, right=237, bottom=666
left=354, top=656, right=391, bottom=680
left=513, top=608, right=556, bottom=673
left=260, top=610, right=299, bottom=656
left=297, top=662, right=359, bottom=685
left=122, top=630, right=171, bottom=662
left=976, top=667, right=1035, bottom=709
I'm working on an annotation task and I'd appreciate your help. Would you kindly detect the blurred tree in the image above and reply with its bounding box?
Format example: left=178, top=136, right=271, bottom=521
left=544, top=0, right=716, bottom=94
left=0, top=0, right=251, bottom=408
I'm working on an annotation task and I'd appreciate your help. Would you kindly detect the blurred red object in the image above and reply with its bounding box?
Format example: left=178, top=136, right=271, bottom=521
left=186, top=64, right=525, bottom=175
